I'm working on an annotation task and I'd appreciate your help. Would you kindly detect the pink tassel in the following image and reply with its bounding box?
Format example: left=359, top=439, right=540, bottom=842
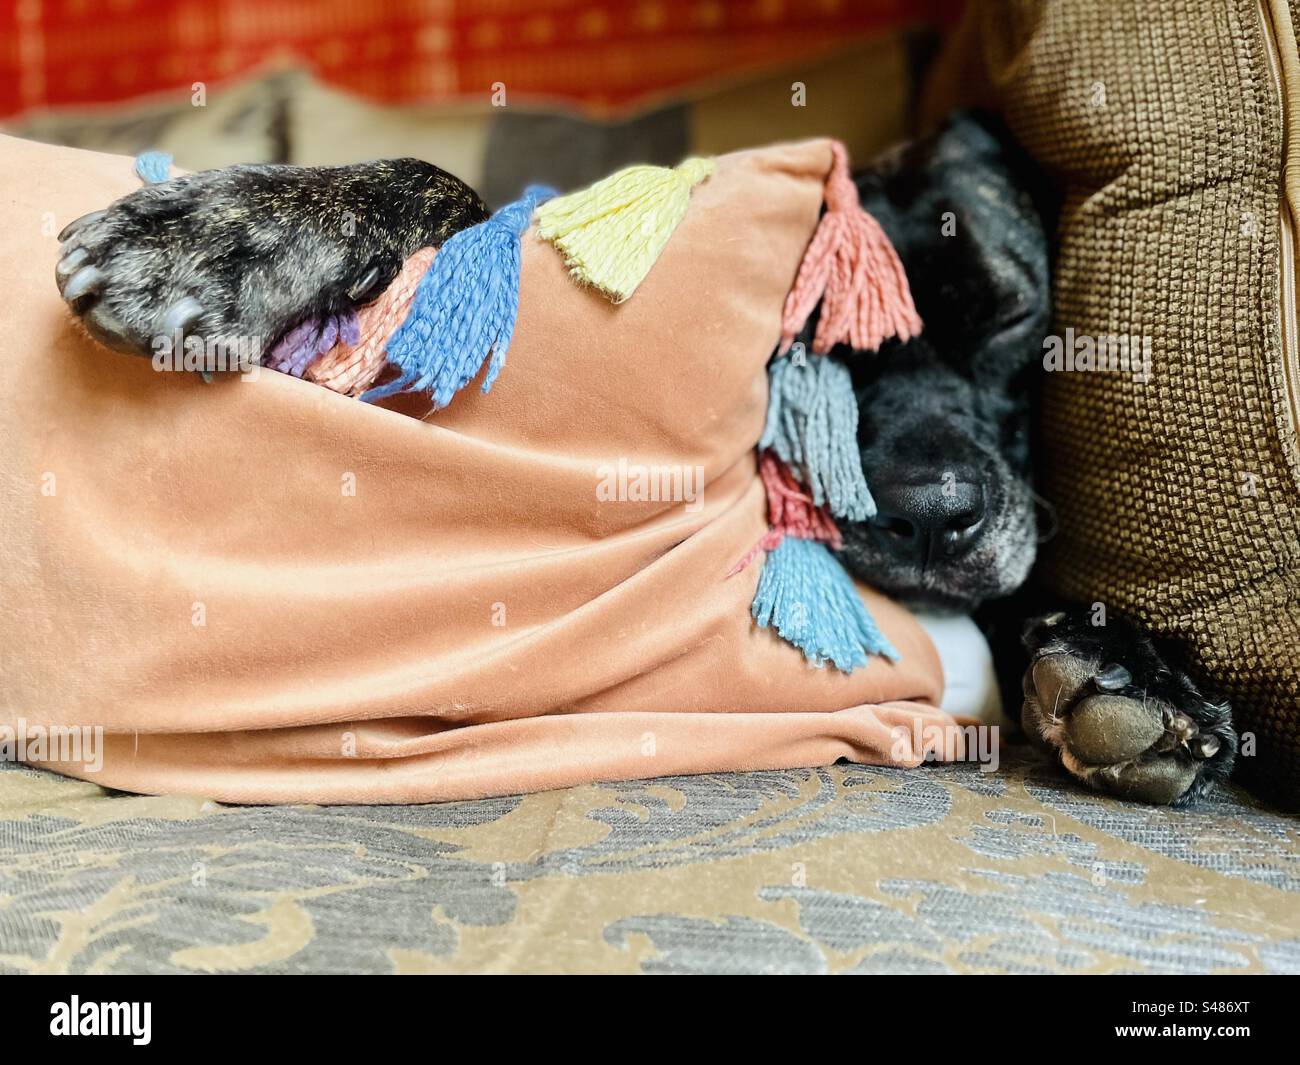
left=780, top=141, right=922, bottom=355
left=730, top=452, right=842, bottom=575
left=307, top=247, right=439, bottom=397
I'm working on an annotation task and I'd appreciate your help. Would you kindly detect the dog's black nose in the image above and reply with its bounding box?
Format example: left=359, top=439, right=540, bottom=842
left=868, top=479, right=985, bottom=563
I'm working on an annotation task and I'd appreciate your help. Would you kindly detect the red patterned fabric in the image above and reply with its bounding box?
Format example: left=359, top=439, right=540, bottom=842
left=1, top=0, right=961, bottom=120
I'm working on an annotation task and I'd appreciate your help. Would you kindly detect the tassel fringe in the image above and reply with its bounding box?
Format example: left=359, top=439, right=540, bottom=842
left=759, top=451, right=843, bottom=549
left=729, top=453, right=841, bottom=576
left=135, top=151, right=173, bottom=184
left=780, top=141, right=921, bottom=355
left=751, top=536, right=899, bottom=672
left=267, top=313, right=359, bottom=378
left=760, top=355, right=875, bottom=522
left=536, top=157, right=714, bottom=303
left=361, top=185, right=554, bottom=406
left=308, top=247, right=439, bottom=396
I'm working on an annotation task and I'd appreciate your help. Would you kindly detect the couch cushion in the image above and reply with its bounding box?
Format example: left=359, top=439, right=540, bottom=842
left=1, top=755, right=1295, bottom=973
left=944, top=0, right=1300, bottom=808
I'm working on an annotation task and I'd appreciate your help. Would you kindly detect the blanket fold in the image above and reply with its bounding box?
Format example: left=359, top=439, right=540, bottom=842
left=0, top=133, right=957, bottom=804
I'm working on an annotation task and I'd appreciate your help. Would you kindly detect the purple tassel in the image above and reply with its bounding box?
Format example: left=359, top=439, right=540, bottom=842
left=267, top=313, right=360, bottom=377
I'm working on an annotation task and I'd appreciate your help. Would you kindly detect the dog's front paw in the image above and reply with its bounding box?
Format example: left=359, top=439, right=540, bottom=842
left=1019, top=611, right=1235, bottom=805
left=56, top=159, right=487, bottom=367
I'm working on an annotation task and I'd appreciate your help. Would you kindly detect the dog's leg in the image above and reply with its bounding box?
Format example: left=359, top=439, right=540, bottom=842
left=1019, top=610, right=1236, bottom=805
left=55, top=159, right=488, bottom=363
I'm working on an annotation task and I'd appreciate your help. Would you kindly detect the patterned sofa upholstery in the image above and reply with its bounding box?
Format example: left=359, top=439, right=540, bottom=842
left=2, top=755, right=1295, bottom=974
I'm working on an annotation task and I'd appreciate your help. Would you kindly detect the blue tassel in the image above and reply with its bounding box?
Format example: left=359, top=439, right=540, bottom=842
left=752, top=536, right=898, bottom=672
left=759, top=354, right=875, bottom=522
left=362, top=185, right=556, bottom=407
left=135, top=151, right=173, bottom=184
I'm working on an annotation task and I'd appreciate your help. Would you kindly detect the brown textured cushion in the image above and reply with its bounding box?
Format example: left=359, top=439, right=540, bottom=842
left=945, top=0, right=1300, bottom=808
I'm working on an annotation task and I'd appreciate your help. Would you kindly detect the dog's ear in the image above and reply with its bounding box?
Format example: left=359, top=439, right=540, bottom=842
left=855, top=110, right=1055, bottom=389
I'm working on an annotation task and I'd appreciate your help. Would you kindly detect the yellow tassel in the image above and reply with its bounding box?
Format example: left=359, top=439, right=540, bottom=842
left=536, top=157, right=714, bottom=303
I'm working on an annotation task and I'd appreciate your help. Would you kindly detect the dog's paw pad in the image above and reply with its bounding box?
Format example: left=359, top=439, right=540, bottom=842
left=1100, top=755, right=1202, bottom=806
left=1065, top=690, right=1163, bottom=764
left=1020, top=614, right=1236, bottom=806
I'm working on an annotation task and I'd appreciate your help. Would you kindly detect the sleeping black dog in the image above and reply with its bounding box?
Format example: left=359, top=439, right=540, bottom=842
left=54, top=111, right=1237, bottom=805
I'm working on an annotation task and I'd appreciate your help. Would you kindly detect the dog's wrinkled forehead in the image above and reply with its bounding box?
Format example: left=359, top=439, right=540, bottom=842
left=854, top=111, right=1052, bottom=388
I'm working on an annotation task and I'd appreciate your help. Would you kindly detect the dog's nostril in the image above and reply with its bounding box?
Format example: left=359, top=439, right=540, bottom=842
left=937, top=507, right=985, bottom=556
left=867, top=480, right=986, bottom=562
left=874, top=514, right=916, bottom=540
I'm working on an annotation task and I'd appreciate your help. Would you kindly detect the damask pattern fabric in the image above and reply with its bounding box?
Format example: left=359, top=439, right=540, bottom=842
left=2, top=757, right=1295, bottom=974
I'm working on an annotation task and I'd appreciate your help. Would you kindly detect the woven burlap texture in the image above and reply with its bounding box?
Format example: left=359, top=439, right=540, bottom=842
left=955, top=0, right=1300, bottom=808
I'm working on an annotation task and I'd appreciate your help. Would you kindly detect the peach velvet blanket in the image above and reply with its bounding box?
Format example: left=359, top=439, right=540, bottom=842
left=0, top=133, right=964, bottom=803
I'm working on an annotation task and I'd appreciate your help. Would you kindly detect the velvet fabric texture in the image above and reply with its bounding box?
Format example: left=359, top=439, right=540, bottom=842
left=0, top=133, right=958, bottom=804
